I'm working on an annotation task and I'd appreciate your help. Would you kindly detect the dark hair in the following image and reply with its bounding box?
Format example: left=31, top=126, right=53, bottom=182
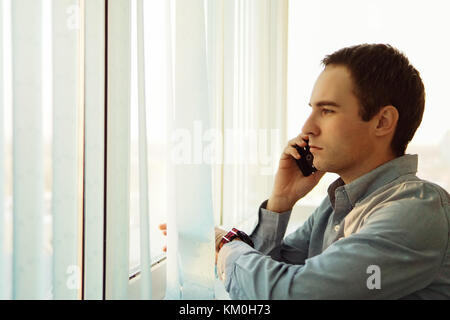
left=322, top=44, right=425, bottom=157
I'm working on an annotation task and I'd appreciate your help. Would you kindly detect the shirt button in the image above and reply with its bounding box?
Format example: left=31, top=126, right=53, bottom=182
left=334, top=225, right=340, bottom=232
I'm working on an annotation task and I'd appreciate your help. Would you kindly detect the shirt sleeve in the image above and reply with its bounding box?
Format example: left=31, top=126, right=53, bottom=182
left=248, top=199, right=292, bottom=255
left=250, top=199, right=324, bottom=265
left=219, top=184, right=449, bottom=300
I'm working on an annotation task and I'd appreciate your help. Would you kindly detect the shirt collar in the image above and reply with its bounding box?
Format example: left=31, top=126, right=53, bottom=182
left=327, top=154, right=418, bottom=209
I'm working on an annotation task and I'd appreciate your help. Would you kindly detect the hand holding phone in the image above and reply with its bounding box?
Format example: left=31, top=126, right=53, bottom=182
left=293, top=140, right=317, bottom=176
left=267, top=134, right=324, bottom=213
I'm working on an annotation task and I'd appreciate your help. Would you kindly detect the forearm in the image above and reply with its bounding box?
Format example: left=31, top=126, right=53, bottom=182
left=266, top=195, right=297, bottom=213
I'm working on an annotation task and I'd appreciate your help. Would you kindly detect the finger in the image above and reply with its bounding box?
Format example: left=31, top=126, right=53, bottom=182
left=158, top=223, right=167, bottom=230
left=283, top=144, right=302, bottom=159
left=292, top=133, right=308, bottom=142
left=298, top=133, right=309, bottom=141
left=163, top=245, right=167, bottom=252
left=290, top=145, right=302, bottom=159
left=163, top=230, right=167, bottom=236
left=288, top=136, right=306, bottom=147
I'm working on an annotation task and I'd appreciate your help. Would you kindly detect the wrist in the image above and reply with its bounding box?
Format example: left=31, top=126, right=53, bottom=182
left=267, top=195, right=296, bottom=213
left=215, top=228, right=227, bottom=251
left=218, top=238, right=241, bottom=251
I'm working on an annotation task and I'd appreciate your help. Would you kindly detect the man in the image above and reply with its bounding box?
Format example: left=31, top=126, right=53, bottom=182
left=214, top=43, right=450, bottom=299
left=162, top=44, right=450, bottom=299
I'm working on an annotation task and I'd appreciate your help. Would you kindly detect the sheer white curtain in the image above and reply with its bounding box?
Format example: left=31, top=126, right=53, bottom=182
left=164, top=0, right=216, bottom=300
left=164, top=0, right=289, bottom=299
left=210, top=0, right=288, bottom=232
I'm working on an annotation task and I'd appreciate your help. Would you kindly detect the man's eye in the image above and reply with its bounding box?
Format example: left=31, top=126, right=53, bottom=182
left=322, top=109, right=334, bottom=114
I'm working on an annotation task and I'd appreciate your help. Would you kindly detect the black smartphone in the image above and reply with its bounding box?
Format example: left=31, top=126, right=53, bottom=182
left=293, top=140, right=317, bottom=177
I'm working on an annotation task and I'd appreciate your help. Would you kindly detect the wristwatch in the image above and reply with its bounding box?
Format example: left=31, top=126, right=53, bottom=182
left=218, top=227, right=254, bottom=250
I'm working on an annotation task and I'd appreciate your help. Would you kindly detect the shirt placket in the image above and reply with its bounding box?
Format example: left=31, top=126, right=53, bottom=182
left=322, top=188, right=353, bottom=251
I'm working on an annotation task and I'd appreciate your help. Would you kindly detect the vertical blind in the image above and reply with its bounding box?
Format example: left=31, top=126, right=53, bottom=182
left=11, top=0, right=45, bottom=299
left=1, top=0, right=97, bottom=299
left=136, top=0, right=152, bottom=301
left=52, top=0, right=84, bottom=300
left=104, top=0, right=131, bottom=300
left=7, top=0, right=85, bottom=299
left=0, top=0, right=6, bottom=299
left=83, top=0, right=105, bottom=300
left=0, top=0, right=289, bottom=300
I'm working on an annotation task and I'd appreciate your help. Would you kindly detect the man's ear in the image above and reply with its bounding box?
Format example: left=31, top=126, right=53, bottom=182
left=374, top=105, right=399, bottom=137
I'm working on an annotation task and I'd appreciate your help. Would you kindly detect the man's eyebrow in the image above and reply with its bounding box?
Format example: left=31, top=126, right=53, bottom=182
left=308, top=101, right=340, bottom=108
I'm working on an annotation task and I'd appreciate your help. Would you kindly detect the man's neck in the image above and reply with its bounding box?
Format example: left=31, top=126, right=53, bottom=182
left=339, top=152, right=397, bottom=185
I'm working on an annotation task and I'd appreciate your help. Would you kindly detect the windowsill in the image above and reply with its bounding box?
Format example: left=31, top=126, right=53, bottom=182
left=128, top=256, right=167, bottom=300
left=129, top=252, right=167, bottom=280
left=128, top=256, right=230, bottom=300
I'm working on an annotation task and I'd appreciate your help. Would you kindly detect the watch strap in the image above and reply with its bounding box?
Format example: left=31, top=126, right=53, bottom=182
left=219, top=227, right=254, bottom=249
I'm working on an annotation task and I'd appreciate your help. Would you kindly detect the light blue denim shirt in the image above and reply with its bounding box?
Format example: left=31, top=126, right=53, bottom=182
left=217, top=154, right=450, bottom=299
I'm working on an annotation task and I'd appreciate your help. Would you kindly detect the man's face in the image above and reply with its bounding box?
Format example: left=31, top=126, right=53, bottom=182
left=302, top=64, right=377, bottom=178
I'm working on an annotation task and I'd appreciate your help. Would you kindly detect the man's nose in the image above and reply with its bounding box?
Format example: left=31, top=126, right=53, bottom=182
left=301, top=113, right=320, bottom=137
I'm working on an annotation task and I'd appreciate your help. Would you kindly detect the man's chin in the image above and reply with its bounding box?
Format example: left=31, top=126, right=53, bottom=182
left=313, top=164, right=324, bottom=173
left=315, top=161, right=340, bottom=175
left=313, top=160, right=331, bottom=174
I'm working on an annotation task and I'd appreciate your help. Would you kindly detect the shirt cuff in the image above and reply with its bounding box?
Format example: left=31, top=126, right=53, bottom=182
left=249, top=200, right=292, bottom=251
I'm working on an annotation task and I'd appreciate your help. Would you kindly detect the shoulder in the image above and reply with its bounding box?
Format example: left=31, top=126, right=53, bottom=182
left=364, top=174, right=449, bottom=210
left=360, top=177, right=449, bottom=250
